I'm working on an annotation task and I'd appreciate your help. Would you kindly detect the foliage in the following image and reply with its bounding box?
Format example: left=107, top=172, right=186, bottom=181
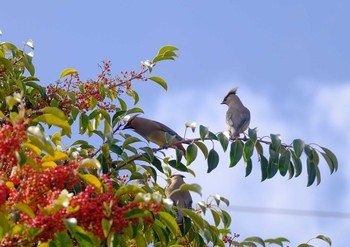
left=0, top=37, right=336, bottom=246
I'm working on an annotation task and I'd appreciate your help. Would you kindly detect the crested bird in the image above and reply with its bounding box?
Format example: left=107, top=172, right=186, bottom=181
left=165, top=174, right=193, bottom=224
left=123, top=115, right=186, bottom=153
left=221, top=87, right=251, bottom=138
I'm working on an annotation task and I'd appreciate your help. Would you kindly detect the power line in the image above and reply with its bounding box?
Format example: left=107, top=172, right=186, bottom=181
left=227, top=205, right=350, bottom=219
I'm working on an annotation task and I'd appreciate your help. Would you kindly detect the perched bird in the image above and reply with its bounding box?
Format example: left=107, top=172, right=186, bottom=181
left=165, top=174, right=193, bottom=224
left=221, top=87, right=251, bottom=138
left=123, top=115, right=186, bottom=153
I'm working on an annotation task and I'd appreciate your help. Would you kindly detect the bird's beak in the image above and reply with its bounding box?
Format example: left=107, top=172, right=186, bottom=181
left=221, top=101, right=225, bottom=105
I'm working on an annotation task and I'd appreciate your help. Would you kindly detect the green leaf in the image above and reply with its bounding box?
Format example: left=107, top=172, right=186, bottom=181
left=255, top=141, right=264, bottom=155
left=151, top=157, right=164, bottom=173
left=292, top=154, right=302, bottom=177
left=315, top=235, right=332, bottom=246
left=125, top=208, right=152, bottom=219
left=221, top=210, right=232, bottom=228
left=23, top=54, right=35, bottom=76
left=158, top=212, right=179, bottom=236
left=207, top=149, right=219, bottom=173
left=102, top=219, right=113, bottom=238
left=134, top=232, right=147, bottom=247
left=53, top=231, right=73, bottom=247
left=229, top=140, right=243, bottom=168
left=179, top=183, right=202, bottom=196
left=60, top=68, right=78, bottom=78
left=115, top=185, right=146, bottom=197
left=260, top=155, right=268, bottom=181
left=186, top=144, right=198, bottom=166
left=217, top=132, right=229, bottom=152
left=248, top=127, right=258, bottom=143
left=194, top=141, right=209, bottom=158
left=297, top=244, right=311, bottom=247
left=181, top=208, right=204, bottom=229
left=210, top=209, right=220, bottom=227
left=34, top=114, right=71, bottom=136
left=243, top=140, right=254, bottom=161
left=306, top=158, right=316, bottom=187
left=199, top=125, right=209, bottom=141
left=148, top=76, right=168, bottom=91
left=270, top=134, right=281, bottom=151
left=168, top=160, right=188, bottom=172
left=278, top=150, right=291, bottom=177
left=15, top=203, right=35, bottom=219
left=267, top=158, right=279, bottom=179
left=293, top=139, right=305, bottom=158
left=320, top=146, right=338, bottom=172
left=244, top=237, right=265, bottom=247
left=245, top=158, right=253, bottom=177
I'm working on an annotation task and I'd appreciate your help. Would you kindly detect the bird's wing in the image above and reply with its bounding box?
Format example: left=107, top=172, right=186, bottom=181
left=230, top=110, right=249, bottom=131
left=152, top=120, right=183, bottom=140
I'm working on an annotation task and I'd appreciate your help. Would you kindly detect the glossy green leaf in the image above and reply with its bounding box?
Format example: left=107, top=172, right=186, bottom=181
left=255, top=141, right=264, bottom=155
left=248, top=127, right=258, bottom=143
left=194, top=141, right=209, bottom=158
left=179, top=183, right=202, bottom=196
left=278, top=150, right=291, bottom=176
left=229, top=140, right=243, bottom=168
left=292, top=153, right=302, bottom=177
left=158, top=212, right=179, bottom=236
left=134, top=233, right=147, bottom=247
left=245, top=158, right=253, bottom=177
left=125, top=208, right=152, bottom=219
left=181, top=208, right=204, bottom=229
left=267, top=158, right=279, bottom=179
left=221, top=210, right=232, bottom=228
left=102, top=219, right=112, bottom=238
left=244, top=237, right=265, bottom=247
left=293, top=139, right=305, bottom=158
left=315, top=235, right=332, bottom=246
left=217, top=132, right=229, bottom=152
left=148, top=76, right=168, bottom=91
left=168, top=160, right=188, bottom=172
left=260, top=155, right=268, bottom=181
left=243, top=140, right=254, bottom=161
left=23, top=54, right=35, bottom=76
left=52, top=231, right=73, bottom=247
left=151, top=157, right=164, bottom=173
left=115, top=185, right=146, bottom=197
left=306, top=158, right=316, bottom=187
left=207, top=149, right=219, bottom=173
left=186, top=143, right=198, bottom=166
left=199, top=125, right=209, bottom=141
left=320, top=146, right=338, bottom=172
left=270, top=134, right=281, bottom=151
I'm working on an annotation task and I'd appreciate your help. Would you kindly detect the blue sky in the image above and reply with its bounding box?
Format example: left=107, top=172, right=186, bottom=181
left=1, top=1, right=350, bottom=246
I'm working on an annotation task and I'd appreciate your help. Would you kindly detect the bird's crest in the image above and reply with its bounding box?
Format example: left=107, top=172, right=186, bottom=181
left=123, top=114, right=141, bottom=129
left=222, top=86, right=238, bottom=103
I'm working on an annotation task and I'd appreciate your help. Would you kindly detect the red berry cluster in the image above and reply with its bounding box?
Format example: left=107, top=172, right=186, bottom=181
left=0, top=181, right=10, bottom=206
left=69, top=184, right=130, bottom=239
left=8, top=160, right=80, bottom=211
left=0, top=124, right=27, bottom=176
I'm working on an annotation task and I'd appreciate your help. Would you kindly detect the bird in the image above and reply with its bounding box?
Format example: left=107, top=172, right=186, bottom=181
left=123, top=115, right=186, bottom=153
left=165, top=174, right=193, bottom=224
left=221, top=87, right=251, bottom=138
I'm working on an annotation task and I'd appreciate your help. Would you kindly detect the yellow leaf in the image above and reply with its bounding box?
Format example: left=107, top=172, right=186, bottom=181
left=38, top=242, right=50, bottom=247
left=42, top=151, right=69, bottom=162
left=79, top=174, right=102, bottom=191
left=79, top=158, right=101, bottom=169
left=51, top=132, right=62, bottom=146
left=60, top=68, right=78, bottom=78
left=6, top=181, right=14, bottom=188
left=24, top=142, right=42, bottom=155
left=42, top=161, right=57, bottom=168
left=14, top=203, right=35, bottom=219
